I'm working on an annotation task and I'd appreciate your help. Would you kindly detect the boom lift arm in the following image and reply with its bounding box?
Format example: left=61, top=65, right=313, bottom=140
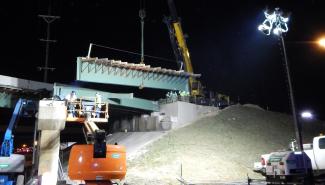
left=83, top=120, right=107, bottom=158
left=1, top=99, right=25, bottom=157
left=0, top=98, right=27, bottom=185
left=66, top=98, right=126, bottom=185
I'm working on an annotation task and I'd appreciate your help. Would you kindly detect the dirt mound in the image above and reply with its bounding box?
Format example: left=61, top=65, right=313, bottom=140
left=125, top=104, right=324, bottom=184
left=243, top=103, right=265, bottom=110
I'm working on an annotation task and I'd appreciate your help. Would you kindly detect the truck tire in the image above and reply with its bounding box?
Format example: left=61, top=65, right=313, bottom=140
left=301, top=170, right=314, bottom=185
left=266, top=176, right=276, bottom=185
left=16, top=175, right=24, bottom=185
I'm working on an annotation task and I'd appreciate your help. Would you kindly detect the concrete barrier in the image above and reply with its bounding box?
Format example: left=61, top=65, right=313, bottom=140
left=161, top=121, right=172, bottom=130
left=121, top=118, right=130, bottom=132
left=160, top=101, right=218, bottom=128
left=139, top=115, right=149, bottom=131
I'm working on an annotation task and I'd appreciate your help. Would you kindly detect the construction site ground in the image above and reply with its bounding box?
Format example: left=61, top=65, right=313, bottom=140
left=109, top=104, right=325, bottom=185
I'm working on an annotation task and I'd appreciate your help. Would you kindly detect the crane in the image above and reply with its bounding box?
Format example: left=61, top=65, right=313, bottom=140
left=164, top=0, right=203, bottom=97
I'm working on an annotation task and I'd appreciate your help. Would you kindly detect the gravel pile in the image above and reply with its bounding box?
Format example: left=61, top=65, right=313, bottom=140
left=125, top=104, right=325, bottom=185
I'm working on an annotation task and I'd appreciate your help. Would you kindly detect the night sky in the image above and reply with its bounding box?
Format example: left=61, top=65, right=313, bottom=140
left=1, top=0, right=325, bottom=119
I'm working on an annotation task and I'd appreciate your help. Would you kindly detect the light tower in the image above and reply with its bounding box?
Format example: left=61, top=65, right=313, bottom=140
left=258, top=8, right=303, bottom=151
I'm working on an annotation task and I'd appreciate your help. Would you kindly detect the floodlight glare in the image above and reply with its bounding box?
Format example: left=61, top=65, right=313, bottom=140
left=258, top=8, right=289, bottom=36
left=273, top=28, right=280, bottom=35
left=281, top=17, right=289, bottom=23
left=301, top=111, right=313, bottom=119
left=258, top=25, right=263, bottom=31
left=318, top=38, right=325, bottom=48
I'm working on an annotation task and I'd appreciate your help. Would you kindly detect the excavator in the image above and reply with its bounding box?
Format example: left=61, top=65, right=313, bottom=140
left=65, top=97, right=126, bottom=185
left=164, top=0, right=203, bottom=97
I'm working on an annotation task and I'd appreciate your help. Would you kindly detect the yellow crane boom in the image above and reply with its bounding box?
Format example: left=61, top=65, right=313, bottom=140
left=165, top=0, right=202, bottom=96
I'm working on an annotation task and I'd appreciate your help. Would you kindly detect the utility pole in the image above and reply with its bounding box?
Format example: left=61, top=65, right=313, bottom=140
left=38, top=0, right=60, bottom=82
left=139, top=0, right=146, bottom=64
left=280, top=34, right=303, bottom=152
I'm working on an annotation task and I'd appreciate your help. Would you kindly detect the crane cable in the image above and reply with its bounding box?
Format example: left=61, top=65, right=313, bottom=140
left=91, top=43, right=175, bottom=62
left=139, top=0, right=146, bottom=64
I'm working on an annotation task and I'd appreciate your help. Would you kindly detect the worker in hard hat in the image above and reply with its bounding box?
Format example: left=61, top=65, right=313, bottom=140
left=65, top=91, right=77, bottom=117
left=95, top=92, right=102, bottom=118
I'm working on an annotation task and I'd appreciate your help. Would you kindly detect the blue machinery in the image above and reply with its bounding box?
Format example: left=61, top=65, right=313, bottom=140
left=0, top=99, right=26, bottom=185
left=0, top=99, right=24, bottom=157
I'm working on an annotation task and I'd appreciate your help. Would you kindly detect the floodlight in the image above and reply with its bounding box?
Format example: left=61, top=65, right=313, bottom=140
left=258, top=8, right=289, bottom=36
left=318, top=38, right=325, bottom=48
left=301, top=111, right=313, bottom=119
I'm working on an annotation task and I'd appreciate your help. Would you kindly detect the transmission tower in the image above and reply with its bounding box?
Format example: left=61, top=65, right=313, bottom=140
left=38, top=0, right=60, bottom=82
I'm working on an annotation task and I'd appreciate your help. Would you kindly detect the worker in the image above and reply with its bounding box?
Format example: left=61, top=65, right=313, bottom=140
left=171, top=91, right=178, bottom=102
left=166, top=91, right=171, bottom=103
left=65, top=91, right=77, bottom=117
left=95, top=92, right=102, bottom=118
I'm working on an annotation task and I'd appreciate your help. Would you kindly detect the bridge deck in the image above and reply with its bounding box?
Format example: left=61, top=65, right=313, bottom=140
left=0, top=75, right=52, bottom=108
left=76, top=57, right=201, bottom=92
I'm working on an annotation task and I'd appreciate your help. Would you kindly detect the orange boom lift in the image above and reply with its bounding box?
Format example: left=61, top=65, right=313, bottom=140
left=66, top=97, right=126, bottom=185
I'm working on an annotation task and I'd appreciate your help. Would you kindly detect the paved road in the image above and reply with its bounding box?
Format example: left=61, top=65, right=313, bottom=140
left=177, top=177, right=267, bottom=185
left=106, top=131, right=167, bottom=159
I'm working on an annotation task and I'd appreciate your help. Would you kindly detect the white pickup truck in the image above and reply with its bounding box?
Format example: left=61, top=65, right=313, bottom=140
left=303, top=136, right=325, bottom=173
left=253, top=153, right=271, bottom=175
left=253, top=139, right=297, bottom=174
left=254, top=135, right=325, bottom=184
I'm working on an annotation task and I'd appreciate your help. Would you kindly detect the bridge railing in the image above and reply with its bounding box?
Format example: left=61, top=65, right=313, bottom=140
left=65, top=97, right=109, bottom=123
left=159, top=95, right=229, bottom=109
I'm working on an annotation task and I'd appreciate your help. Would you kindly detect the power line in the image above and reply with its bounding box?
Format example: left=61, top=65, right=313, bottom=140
left=91, top=43, right=175, bottom=63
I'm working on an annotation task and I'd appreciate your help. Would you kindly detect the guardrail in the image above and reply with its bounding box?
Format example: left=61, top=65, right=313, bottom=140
left=158, top=96, right=229, bottom=109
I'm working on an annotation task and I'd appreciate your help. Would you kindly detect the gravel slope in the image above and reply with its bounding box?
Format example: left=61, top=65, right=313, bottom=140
left=125, top=104, right=325, bottom=185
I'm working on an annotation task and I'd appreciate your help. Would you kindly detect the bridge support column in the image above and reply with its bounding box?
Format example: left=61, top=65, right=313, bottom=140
left=38, top=130, right=60, bottom=184
left=36, top=100, right=66, bottom=185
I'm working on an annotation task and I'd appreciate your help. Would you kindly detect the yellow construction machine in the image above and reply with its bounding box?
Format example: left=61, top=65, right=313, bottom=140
left=164, top=0, right=203, bottom=97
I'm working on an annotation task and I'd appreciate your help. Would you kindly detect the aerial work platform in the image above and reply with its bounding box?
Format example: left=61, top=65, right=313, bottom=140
left=54, top=83, right=159, bottom=112
left=76, top=57, right=201, bottom=92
